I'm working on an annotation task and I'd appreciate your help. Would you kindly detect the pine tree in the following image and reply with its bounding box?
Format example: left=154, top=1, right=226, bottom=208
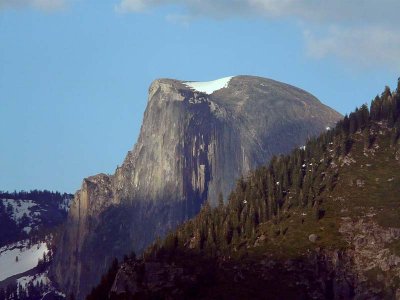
left=357, top=104, right=370, bottom=128
left=397, top=77, right=400, bottom=93
left=349, top=111, right=358, bottom=134
left=371, top=95, right=382, bottom=121
left=382, top=86, right=392, bottom=101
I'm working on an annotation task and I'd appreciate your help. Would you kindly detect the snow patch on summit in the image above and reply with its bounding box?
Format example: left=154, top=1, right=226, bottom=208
left=183, top=76, right=234, bottom=94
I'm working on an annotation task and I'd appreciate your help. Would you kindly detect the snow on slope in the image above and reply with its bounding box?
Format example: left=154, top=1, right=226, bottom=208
left=1, top=197, right=73, bottom=236
left=0, top=240, right=48, bottom=281
left=1, top=199, right=37, bottom=223
left=183, top=76, right=234, bottom=94
left=17, top=271, right=50, bottom=289
left=59, top=196, right=73, bottom=212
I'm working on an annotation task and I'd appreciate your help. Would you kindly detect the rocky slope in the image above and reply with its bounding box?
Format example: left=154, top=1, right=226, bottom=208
left=51, top=75, right=341, bottom=299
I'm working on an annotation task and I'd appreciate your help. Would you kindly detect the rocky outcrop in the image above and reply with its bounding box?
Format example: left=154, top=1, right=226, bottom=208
left=110, top=260, right=198, bottom=299
left=339, top=217, right=400, bottom=297
left=52, top=75, right=342, bottom=299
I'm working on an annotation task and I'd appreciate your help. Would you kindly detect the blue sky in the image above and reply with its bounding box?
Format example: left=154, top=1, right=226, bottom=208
left=0, top=0, right=399, bottom=193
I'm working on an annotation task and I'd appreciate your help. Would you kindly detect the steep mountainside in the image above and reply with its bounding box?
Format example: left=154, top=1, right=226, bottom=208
left=52, top=75, right=341, bottom=299
left=91, top=82, right=400, bottom=299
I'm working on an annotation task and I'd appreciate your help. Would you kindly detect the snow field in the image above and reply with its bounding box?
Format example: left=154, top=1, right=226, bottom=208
left=0, top=240, right=49, bottom=281
left=183, top=76, right=234, bottom=94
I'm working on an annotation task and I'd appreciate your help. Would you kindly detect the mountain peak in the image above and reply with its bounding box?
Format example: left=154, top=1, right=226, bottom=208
left=53, top=75, right=342, bottom=299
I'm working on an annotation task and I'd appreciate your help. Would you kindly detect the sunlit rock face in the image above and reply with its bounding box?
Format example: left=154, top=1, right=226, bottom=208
left=51, top=75, right=342, bottom=299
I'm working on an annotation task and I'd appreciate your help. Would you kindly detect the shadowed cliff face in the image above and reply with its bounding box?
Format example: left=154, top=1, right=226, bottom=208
left=52, top=75, right=342, bottom=299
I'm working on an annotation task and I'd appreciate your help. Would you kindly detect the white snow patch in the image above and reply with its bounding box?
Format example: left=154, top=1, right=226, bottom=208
left=183, top=76, right=234, bottom=94
left=59, top=197, right=73, bottom=212
left=17, top=271, right=50, bottom=289
left=299, top=146, right=306, bottom=150
left=0, top=240, right=48, bottom=281
left=55, top=291, right=66, bottom=298
left=22, top=226, right=32, bottom=234
left=1, top=199, right=37, bottom=223
left=326, top=126, right=331, bottom=130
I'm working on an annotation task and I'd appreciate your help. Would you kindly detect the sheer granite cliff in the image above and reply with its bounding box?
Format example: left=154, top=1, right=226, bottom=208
left=51, top=76, right=342, bottom=298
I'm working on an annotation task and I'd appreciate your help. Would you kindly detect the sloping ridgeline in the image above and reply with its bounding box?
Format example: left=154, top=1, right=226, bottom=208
left=89, top=80, right=400, bottom=299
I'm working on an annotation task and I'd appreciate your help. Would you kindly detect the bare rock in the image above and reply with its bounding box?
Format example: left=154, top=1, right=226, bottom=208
left=356, top=179, right=365, bottom=187
left=309, top=234, right=319, bottom=243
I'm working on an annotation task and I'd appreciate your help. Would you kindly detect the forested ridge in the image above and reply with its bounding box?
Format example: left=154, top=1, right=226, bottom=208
left=0, top=190, right=73, bottom=246
left=0, top=190, right=73, bottom=203
left=155, top=80, right=400, bottom=257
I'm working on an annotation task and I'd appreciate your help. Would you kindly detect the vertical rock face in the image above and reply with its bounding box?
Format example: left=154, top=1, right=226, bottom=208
left=52, top=75, right=342, bottom=299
